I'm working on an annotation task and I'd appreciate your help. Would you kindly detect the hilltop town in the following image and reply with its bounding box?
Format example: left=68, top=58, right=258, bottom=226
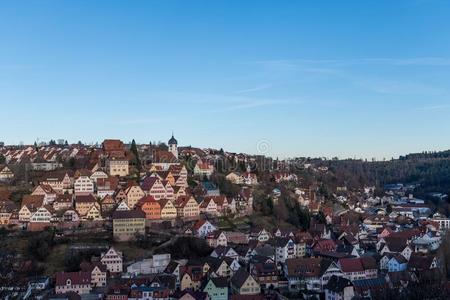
left=0, top=136, right=450, bottom=300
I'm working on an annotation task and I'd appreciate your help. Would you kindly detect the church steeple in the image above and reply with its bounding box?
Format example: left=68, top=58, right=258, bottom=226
left=168, top=133, right=178, bottom=159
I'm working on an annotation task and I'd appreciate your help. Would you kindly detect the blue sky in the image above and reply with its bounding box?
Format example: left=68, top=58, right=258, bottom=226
left=1, top=0, right=450, bottom=159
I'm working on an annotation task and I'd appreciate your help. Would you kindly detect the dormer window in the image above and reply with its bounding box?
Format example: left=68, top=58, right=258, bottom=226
left=66, top=279, right=71, bottom=285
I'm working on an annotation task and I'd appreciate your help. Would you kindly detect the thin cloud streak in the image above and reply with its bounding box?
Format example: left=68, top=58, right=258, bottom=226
left=118, top=118, right=162, bottom=125
left=234, top=84, right=272, bottom=94
left=252, top=57, right=450, bottom=68
left=417, top=104, right=450, bottom=110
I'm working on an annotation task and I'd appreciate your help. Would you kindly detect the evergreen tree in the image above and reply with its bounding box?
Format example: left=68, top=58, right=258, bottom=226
left=130, top=139, right=141, bottom=176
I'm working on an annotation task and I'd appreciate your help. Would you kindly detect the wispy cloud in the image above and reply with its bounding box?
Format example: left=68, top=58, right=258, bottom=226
left=0, top=64, right=46, bottom=70
left=252, top=56, right=450, bottom=69
left=234, top=84, right=272, bottom=94
left=248, top=57, right=450, bottom=96
left=357, top=57, right=450, bottom=66
left=218, top=99, right=293, bottom=112
left=417, top=103, right=450, bottom=111
left=118, top=118, right=162, bottom=125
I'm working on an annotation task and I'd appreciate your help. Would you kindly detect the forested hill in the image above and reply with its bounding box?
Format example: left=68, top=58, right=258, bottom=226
left=310, top=149, right=450, bottom=197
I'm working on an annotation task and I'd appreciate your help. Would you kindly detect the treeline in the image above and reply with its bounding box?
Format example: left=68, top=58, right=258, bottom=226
left=317, top=157, right=450, bottom=196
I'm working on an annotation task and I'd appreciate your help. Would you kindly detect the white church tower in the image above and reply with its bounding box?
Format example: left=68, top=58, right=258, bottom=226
left=168, top=133, right=178, bottom=159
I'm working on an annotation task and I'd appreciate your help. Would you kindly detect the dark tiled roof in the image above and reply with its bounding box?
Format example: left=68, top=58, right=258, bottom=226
left=210, top=277, right=229, bottom=288
left=324, top=275, right=353, bottom=293
left=231, top=268, right=251, bottom=288
left=112, top=209, right=145, bottom=219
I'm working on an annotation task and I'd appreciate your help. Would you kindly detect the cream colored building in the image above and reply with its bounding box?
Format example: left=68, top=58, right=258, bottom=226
left=74, top=176, right=95, bottom=196
left=0, top=166, right=14, bottom=181
left=175, top=196, right=200, bottom=219
left=55, top=271, right=91, bottom=295
left=226, top=172, right=244, bottom=185
left=231, top=269, right=261, bottom=295
left=101, top=247, right=123, bottom=273
left=159, top=199, right=177, bottom=219
left=112, top=209, right=146, bottom=241
left=19, top=205, right=35, bottom=222
left=85, top=205, right=102, bottom=220
left=30, top=206, right=53, bottom=223
left=106, top=158, right=129, bottom=177
left=75, top=196, right=99, bottom=217
left=125, top=185, right=145, bottom=209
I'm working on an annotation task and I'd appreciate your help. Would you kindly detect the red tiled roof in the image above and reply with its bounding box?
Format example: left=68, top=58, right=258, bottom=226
left=339, top=257, right=364, bottom=273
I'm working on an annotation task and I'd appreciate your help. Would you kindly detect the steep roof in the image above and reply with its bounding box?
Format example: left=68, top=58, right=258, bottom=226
left=230, top=268, right=252, bottom=288
left=384, top=237, right=408, bottom=252
left=408, top=253, right=435, bottom=270
left=210, top=277, right=228, bottom=288
left=21, top=195, right=44, bottom=209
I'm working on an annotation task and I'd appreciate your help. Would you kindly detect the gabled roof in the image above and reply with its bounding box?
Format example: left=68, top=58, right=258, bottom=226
left=159, top=198, right=174, bottom=209
left=199, top=197, right=216, bottom=209
left=210, top=277, right=228, bottom=288
left=136, top=195, right=159, bottom=207
left=193, top=219, right=210, bottom=230
left=164, top=260, right=180, bottom=274
left=230, top=268, right=252, bottom=288
left=34, top=184, right=56, bottom=194
left=21, top=195, right=44, bottom=209
left=141, top=176, right=161, bottom=191
left=390, top=254, right=407, bottom=264
left=384, top=237, right=408, bottom=252
left=408, top=253, right=435, bottom=270
left=79, top=261, right=107, bottom=273
left=174, top=195, right=196, bottom=208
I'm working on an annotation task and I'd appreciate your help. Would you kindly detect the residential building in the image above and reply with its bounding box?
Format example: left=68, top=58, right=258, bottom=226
left=203, top=277, right=228, bottom=300
left=125, top=185, right=145, bottom=209
left=112, top=209, right=146, bottom=241
left=74, top=176, right=94, bottom=196
left=193, top=219, right=217, bottom=238
left=159, top=199, right=177, bottom=220
left=324, top=275, right=355, bottom=300
left=230, top=269, right=261, bottom=295
left=101, top=247, right=123, bottom=273
left=136, top=195, right=161, bottom=220
left=106, top=157, right=129, bottom=177
left=55, top=271, right=91, bottom=295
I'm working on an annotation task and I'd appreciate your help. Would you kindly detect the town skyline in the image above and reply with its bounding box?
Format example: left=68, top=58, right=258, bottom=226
left=1, top=134, right=450, bottom=162
left=2, top=1, right=450, bottom=159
